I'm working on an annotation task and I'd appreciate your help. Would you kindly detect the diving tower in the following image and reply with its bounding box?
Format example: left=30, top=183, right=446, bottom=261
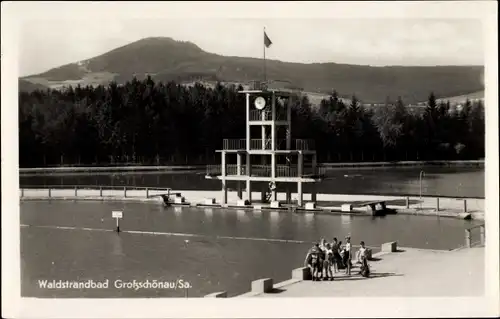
left=205, top=81, right=325, bottom=207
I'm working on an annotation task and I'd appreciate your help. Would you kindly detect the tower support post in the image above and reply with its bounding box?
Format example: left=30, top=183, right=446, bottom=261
left=297, top=181, right=303, bottom=207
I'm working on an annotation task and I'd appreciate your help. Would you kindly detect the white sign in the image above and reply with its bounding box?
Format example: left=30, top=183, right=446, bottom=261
left=112, top=211, right=123, bottom=219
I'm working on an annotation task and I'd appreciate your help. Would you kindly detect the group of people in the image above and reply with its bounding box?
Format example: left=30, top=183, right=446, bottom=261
left=304, top=236, right=370, bottom=281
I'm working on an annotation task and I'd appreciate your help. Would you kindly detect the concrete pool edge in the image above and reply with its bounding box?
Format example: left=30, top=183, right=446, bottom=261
left=19, top=188, right=484, bottom=221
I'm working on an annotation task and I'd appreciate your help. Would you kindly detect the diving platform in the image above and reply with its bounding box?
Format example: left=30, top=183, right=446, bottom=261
left=205, top=164, right=324, bottom=181
left=218, top=138, right=315, bottom=153
left=205, top=82, right=324, bottom=207
left=206, top=175, right=321, bottom=183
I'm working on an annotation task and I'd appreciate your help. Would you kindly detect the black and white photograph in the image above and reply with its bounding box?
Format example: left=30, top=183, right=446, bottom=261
left=2, top=1, right=499, bottom=318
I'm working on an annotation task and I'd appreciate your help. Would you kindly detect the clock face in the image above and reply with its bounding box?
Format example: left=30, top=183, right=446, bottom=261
left=254, top=96, right=266, bottom=110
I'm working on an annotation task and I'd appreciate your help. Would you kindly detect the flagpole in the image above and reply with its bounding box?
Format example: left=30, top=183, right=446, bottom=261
left=263, top=27, right=266, bottom=83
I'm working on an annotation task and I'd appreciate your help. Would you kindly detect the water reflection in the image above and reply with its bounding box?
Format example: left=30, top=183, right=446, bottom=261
left=269, top=210, right=280, bottom=220
left=253, top=208, right=262, bottom=216
left=204, top=208, right=213, bottom=220
left=303, top=212, right=314, bottom=230
left=340, top=214, right=353, bottom=233
left=236, top=210, right=250, bottom=223
left=174, top=206, right=183, bottom=217
left=111, top=233, right=124, bottom=257
left=269, top=211, right=280, bottom=236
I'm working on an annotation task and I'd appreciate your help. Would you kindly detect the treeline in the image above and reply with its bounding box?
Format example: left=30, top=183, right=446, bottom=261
left=18, top=77, right=485, bottom=167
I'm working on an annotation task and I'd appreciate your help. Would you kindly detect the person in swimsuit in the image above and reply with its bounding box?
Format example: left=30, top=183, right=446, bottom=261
left=318, top=238, right=327, bottom=279
left=304, top=243, right=322, bottom=281
left=323, top=243, right=334, bottom=280
left=319, top=238, right=327, bottom=251
left=331, top=237, right=341, bottom=273
left=337, top=241, right=346, bottom=268
left=344, top=236, right=352, bottom=275
left=356, top=240, right=368, bottom=263
left=357, top=241, right=370, bottom=278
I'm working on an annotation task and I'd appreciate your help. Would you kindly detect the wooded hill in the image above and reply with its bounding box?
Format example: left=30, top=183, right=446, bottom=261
left=21, top=37, right=484, bottom=104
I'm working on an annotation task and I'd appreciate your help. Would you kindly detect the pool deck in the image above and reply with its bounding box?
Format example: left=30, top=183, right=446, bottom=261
left=240, top=246, right=485, bottom=298
left=19, top=188, right=485, bottom=220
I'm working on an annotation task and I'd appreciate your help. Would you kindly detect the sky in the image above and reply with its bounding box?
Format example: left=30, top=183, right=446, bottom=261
left=11, top=3, right=486, bottom=76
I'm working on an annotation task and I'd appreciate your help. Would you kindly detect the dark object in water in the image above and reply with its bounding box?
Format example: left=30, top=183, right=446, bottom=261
left=372, top=207, right=398, bottom=217
left=372, top=210, right=387, bottom=217
left=160, top=194, right=172, bottom=206
left=385, top=208, right=398, bottom=215
left=359, top=200, right=398, bottom=217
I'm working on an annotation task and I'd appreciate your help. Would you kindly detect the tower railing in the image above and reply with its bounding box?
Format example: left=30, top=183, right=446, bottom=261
left=222, top=138, right=315, bottom=151
left=296, top=139, right=315, bottom=151
left=249, top=139, right=273, bottom=150
left=223, top=139, right=246, bottom=150
left=206, top=164, right=326, bottom=178
left=249, top=110, right=287, bottom=122
left=206, top=164, right=222, bottom=176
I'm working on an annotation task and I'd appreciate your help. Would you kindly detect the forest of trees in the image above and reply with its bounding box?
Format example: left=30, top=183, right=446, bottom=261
left=18, top=76, right=485, bottom=168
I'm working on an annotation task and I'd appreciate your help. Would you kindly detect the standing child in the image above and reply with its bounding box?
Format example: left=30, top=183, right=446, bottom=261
left=323, top=243, right=334, bottom=280
left=318, top=241, right=326, bottom=280
left=344, top=236, right=352, bottom=275
left=357, top=241, right=370, bottom=278
left=304, top=244, right=322, bottom=281
left=331, top=237, right=341, bottom=273
left=338, top=241, right=345, bottom=269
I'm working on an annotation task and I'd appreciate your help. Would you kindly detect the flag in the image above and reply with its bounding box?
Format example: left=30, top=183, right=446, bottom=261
left=264, top=31, right=272, bottom=48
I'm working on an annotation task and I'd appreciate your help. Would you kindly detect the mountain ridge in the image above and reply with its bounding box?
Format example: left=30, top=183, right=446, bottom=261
left=21, top=37, right=484, bottom=103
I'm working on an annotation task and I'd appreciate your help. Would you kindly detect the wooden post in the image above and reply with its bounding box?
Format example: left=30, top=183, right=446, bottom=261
left=261, top=185, right=267, bottom=202
left=298, top=153, right=303, bottom=177
left=237, top=153, right=242, bottom=175
left=221, top=151, right=227, bottom=204
left=286, top=188, right=292, bottom=204
left=48, top=188, right=51, bottom=198
left=146, top=187, right=149, bottom=198
left=246, top=93, right=250, bottom=152
left=100, top=187, right=103, bottom=197
left=480, top=225, right=485, bottom=245
left=246, top=179, right=252, bottom=203
left=465, top=229, right=471, bottom=248
left=222, top=180, right=228, bottom=204
left=463, top=199, right=467, bottom=213
left=124, top=186, right=127, bottom=198
left=74, top=186, right=78, bottom=197
left=436, top=197, right=440, bottom=211
left=271, top=92, right=276, bottom=151
left=297, top=182, right=303, bottom=207
left=311, top=184, right=317, bottom=203
left=237, top=182, right=242, bottom=200
left=405, top=196, right=410, bottom=208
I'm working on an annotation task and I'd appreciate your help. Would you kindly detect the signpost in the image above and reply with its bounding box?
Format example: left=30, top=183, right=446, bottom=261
left=112, top=211, right=123, bottom=232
